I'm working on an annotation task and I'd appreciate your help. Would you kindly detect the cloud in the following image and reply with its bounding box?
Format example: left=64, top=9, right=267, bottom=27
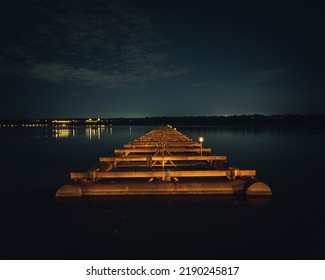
left=0, top=0, right=190, bottom=88
left=191, top=82, right=224, bottom=88
left=250, top=67, right=289, bottom=83
left=24, top=61, right=190, bottom=89
left=25, top=62, right=140, bottom=88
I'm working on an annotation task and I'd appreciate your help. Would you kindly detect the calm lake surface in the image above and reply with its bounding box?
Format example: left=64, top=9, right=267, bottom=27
left=0, top=125, right=325, bottom=259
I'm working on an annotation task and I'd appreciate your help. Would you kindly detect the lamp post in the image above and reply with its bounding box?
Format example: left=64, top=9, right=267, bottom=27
left=199, top=137, right=204, bottom=156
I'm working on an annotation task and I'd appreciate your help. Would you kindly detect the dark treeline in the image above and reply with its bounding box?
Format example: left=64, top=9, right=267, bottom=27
left=1, top=114, right=325, bottom=126
left=118, top=114, right=325, bottom=126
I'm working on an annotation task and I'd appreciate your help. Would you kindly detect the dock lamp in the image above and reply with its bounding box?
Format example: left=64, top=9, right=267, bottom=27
left=199, top=137, right=204, bottom=156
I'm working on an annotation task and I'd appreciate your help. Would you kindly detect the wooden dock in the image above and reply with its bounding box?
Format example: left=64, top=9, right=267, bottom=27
left=56, top=126, right=271, bottom=197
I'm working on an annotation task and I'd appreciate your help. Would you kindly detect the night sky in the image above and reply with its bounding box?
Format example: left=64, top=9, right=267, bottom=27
left=1, top=0, right=324, bottom=118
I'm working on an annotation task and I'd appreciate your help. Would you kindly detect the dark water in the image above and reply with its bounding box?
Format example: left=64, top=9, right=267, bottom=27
left=0, top=125, right=325, bottom=260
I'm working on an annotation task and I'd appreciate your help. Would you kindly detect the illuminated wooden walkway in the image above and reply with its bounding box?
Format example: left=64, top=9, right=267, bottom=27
left=56, top=126, right=271, bottom=197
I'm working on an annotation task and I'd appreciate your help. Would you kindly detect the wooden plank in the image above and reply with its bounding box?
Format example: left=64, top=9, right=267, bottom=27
left=71, top=172, right=90, bottom=179
left=124, top=143, right=201, bottom=148
left=131, top=138, right=192, bottom=142
left=124, top=142, right=201, bottom=149
left=131, top=139, right=192, bottom=143
left=71, top=169, right=256, bottom=179
left=100, top=155, right=227, bottom=162
left=114, top=148, right=212, bottom=154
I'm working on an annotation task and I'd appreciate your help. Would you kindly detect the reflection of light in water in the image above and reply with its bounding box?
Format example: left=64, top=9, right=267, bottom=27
left=85, top=125, right=104, bottom=140
left=52, top=125, right=110, bottom=140
left=247, top=196, right=272, bottom=207
left=130, top=127, right=132, bottom=134
left=109, top=126, right=113, bottom=135
left=52, top=128, right=71, bottom=138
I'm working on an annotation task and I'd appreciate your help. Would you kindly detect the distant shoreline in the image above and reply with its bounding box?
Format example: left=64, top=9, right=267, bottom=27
left=1, top=114, right=324, bottom=127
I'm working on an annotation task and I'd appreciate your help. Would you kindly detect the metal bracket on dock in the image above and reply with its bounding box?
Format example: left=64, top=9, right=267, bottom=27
left=226, top=167, right=256, bottom=180
left=147, top=156, right=153, bottom=167
left=88, top=169, right=98, bottom=182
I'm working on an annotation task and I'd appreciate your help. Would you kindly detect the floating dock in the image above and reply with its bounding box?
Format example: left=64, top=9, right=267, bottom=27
left=56, top=126, right=272, bottom=197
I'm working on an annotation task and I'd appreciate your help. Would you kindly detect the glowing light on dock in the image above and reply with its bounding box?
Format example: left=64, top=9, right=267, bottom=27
left=199, top=137, right=204, bottom=156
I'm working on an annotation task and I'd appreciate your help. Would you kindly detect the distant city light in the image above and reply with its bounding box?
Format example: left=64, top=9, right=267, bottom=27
left=52, top=120, right=71, bottom=124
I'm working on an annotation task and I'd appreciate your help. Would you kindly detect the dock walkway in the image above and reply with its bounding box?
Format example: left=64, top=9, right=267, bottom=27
left=56, top=126, right=271, bottom=197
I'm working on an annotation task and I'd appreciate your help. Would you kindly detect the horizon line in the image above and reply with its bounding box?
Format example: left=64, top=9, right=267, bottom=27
left=1, top=113, right=325, bottom=120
